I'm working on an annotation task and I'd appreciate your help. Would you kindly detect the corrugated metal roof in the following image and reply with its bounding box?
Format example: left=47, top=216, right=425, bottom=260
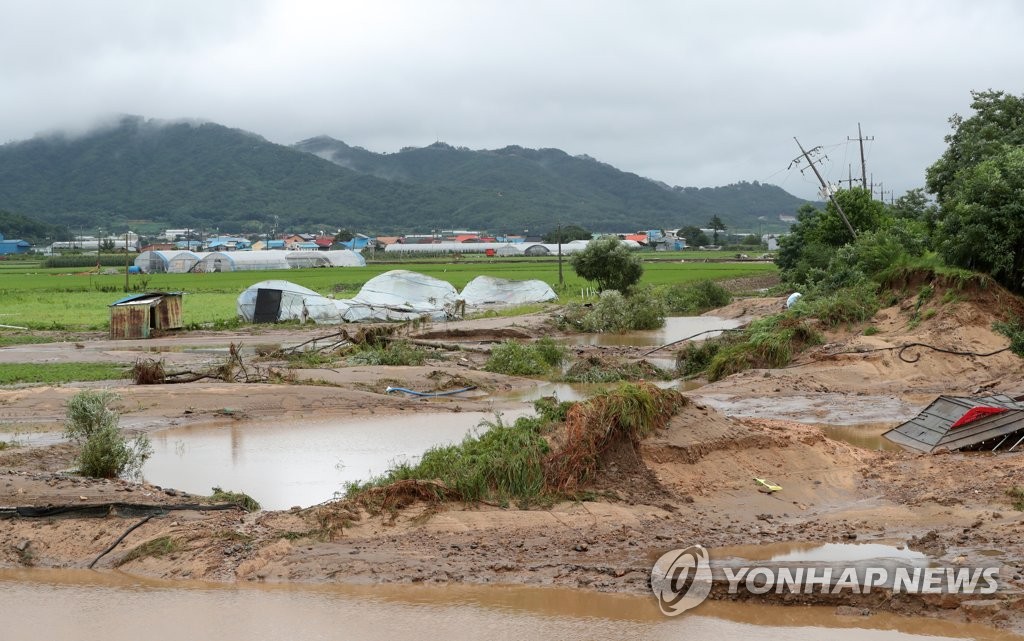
left=883, top=395, right=1024, bottom=453
left=109, top=292, right=179, bottom=306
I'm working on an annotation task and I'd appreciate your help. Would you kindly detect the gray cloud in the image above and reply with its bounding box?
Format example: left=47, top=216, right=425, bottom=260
left=2, top=0, right=1022, bottom=199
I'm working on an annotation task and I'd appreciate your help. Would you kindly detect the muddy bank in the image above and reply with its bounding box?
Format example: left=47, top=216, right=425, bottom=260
left=2, top=296, right=1024, bottom=633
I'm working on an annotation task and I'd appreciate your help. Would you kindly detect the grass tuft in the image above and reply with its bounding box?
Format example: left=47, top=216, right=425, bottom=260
left=484, top=337, right=567, bottom=376
left=209, top=486, right=261, bottom=512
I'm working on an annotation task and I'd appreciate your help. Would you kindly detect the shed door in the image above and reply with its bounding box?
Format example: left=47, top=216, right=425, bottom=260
left=253, top=288, right=282, bottom=323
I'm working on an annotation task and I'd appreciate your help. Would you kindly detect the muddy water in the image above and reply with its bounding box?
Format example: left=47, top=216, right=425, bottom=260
left=1, top=568, right=1019, bottom=641
left=496, top=379, right=705, bottom=404
left=818, top=423, right=904, bottom=451
left=567, top=316, right=741, bottom=347
left=143, top=410, right=527, bottom=510
left=713, top=541, right=928, bottom=564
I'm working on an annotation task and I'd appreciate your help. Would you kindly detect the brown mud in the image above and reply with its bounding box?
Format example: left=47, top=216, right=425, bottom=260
left=2, top=280, right=1024, bottom=633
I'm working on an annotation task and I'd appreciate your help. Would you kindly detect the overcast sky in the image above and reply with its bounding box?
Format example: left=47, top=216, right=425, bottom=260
left=2, top=0, right=1022, bottom=200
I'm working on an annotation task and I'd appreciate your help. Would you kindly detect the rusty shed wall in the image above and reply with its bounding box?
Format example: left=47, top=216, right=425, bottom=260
left=109, top=305, right=151, bottom=340
left=153, top=296, right=183, bottom=330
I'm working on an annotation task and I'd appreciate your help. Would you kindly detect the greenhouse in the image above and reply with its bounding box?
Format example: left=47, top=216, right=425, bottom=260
left=134, top=250, right=182, bottom=273
left=460, top=276, right=557, bottom=306
left=237, top=280, right=341, bottom=324
left=166, top=251, right=209, bottom=273
left=284, top=250, right=366, bottom=269
left=195, top=250, right=291, bottom=272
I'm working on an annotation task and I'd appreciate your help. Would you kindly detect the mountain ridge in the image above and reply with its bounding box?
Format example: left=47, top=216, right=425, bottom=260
left=0, top=116, right=809, bottom=235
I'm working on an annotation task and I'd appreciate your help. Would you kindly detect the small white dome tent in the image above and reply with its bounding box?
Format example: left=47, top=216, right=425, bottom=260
left=237, top=280, right=341, bottom=324
left=460, top=276, right=557, bottom=307
left=285, top=250, right=366, bottom=268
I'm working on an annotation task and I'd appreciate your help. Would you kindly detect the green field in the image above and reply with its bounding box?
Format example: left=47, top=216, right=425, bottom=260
left=0, top=255, right=776, bottom=330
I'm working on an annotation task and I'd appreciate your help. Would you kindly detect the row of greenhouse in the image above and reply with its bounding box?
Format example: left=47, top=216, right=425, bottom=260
left=134, top=249, right=365, bottom=273
left=381, top=239, right=642, bottom=255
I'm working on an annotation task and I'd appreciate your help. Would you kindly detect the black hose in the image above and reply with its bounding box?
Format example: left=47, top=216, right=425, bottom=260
left=88, top=515, right=154, bottom=569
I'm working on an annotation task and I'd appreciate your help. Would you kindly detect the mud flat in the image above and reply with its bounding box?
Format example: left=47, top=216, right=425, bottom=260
left=2, top=291, right=1024, bottom=635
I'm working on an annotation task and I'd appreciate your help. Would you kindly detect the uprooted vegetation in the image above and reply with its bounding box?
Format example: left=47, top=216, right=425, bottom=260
left=342, top=383, right=685, bottom=510
left=562, top=354, right=675, bottom=383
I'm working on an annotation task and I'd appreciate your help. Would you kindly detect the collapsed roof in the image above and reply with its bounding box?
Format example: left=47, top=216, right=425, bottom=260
left=236, top=271, right=557, bottom=324
left=883, top=395, right=1024, bottom=453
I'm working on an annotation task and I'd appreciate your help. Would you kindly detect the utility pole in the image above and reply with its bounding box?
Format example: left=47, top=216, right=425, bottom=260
left=848, top=123, right=874, bottom=190
left=124, top=230, right=130, bottom=292
left=557, top=222, right=564, bottom=286
left=838, top=164, right=861, bottom=190
left=791, top=138, right=857, bottom=239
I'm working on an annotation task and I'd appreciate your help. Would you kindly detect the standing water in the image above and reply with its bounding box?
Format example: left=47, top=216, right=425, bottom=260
left=143, top=409, right=528, bottom=510
left=0, top=568, right=1018, bottom=641
left=565, top=316, right=741, bottom=347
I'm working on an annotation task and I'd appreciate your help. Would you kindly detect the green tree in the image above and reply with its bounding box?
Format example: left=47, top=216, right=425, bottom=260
left=677, top=225, right=709, bottom=247
left=333, top=228, right=354, bottom=243
left=570, top=236, right=643, bottom=293
left=926, top=90, right=1024, bottom=292
left=817, top=187, right=886, bottom=246
left=926, top=90, right=1024, bottom=203
left=934, top=146, right=1024, bottom=291
left=542, top=224, right=591, bottom=243
left=707, top=215, right=727, bottom=244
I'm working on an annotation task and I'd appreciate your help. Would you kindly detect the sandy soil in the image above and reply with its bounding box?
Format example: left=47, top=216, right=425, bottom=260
left=2, top=285, right=1024, bottom=631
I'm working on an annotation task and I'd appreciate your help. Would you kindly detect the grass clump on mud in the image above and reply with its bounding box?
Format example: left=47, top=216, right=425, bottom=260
left=343, top=383, right=685, bottom=509
left=64, top=390, right=152, bottom=479
left=484, top=337, right=567, bottom=376
left=562, top=354, right=674, bottom=383
left=994, top=319, right=1024, bottom=357
left=678, top=315, right=822, bottom=382
left=116, top=536, right=181, bottom=566
left=1007, top=487, right=1024, bottom=511
left=662, top=280, right=732, bottom=314
left=209, top=486, right=261, bottom=512
left=346, top=340, right=431, bottom=366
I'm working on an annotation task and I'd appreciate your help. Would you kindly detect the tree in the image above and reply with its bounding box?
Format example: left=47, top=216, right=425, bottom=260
left=570, top=236, right=643, bottom=293
left=707, top=215, right=727, bottom=244
left=542, top=224, right=591, bottom=244
left=676, top=225, right=709, bottom=247
left=333, top=228, right=354, bottom=243
left=925, top=90, right=1024, bottom=292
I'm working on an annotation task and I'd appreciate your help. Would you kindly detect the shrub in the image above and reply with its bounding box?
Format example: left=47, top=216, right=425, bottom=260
left=663, top=280, right=732, bottom=314
left=994, top=319, right=1024, bottom=357
left=64, top=390, right=152, bottom=479
left=562, top=355, right=674, bottom=383
left=792, top=281, right=880, bottom=327
left=675, top=337, right=733, bottom=377
left=484, top=338, right=567, bottom=376
left=560, top=288, right=665, bottom=333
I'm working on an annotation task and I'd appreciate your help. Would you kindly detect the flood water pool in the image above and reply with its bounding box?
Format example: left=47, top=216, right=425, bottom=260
left=1, top=568, right=1018, bottom=641
left=143, top=409, right=528, bottom=510
left=565, top=316, right=741, bottom=347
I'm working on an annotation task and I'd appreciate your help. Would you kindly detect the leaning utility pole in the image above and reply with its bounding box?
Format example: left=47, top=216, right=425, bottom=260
left=557, top=222, right=564, bottom=286
left=848, top=123, right=874, bottom=190
left=791, top=138, right=857, bottom=239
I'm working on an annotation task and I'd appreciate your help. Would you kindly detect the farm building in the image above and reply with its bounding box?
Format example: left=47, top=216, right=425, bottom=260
left=195, top=250, right=290, bottom=272
left=883, top=395, right=1024, bottom=453
left=284, top=250, right=366, bottom=268
left=108, top=292, right=183, bottom=339
left=0, top=232, right=31, bottom=255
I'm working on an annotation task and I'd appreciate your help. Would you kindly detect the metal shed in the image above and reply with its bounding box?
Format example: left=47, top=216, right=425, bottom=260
left=109, top=292, right=183, bottom=339
left=883, top=395, right=1024, bottom=453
